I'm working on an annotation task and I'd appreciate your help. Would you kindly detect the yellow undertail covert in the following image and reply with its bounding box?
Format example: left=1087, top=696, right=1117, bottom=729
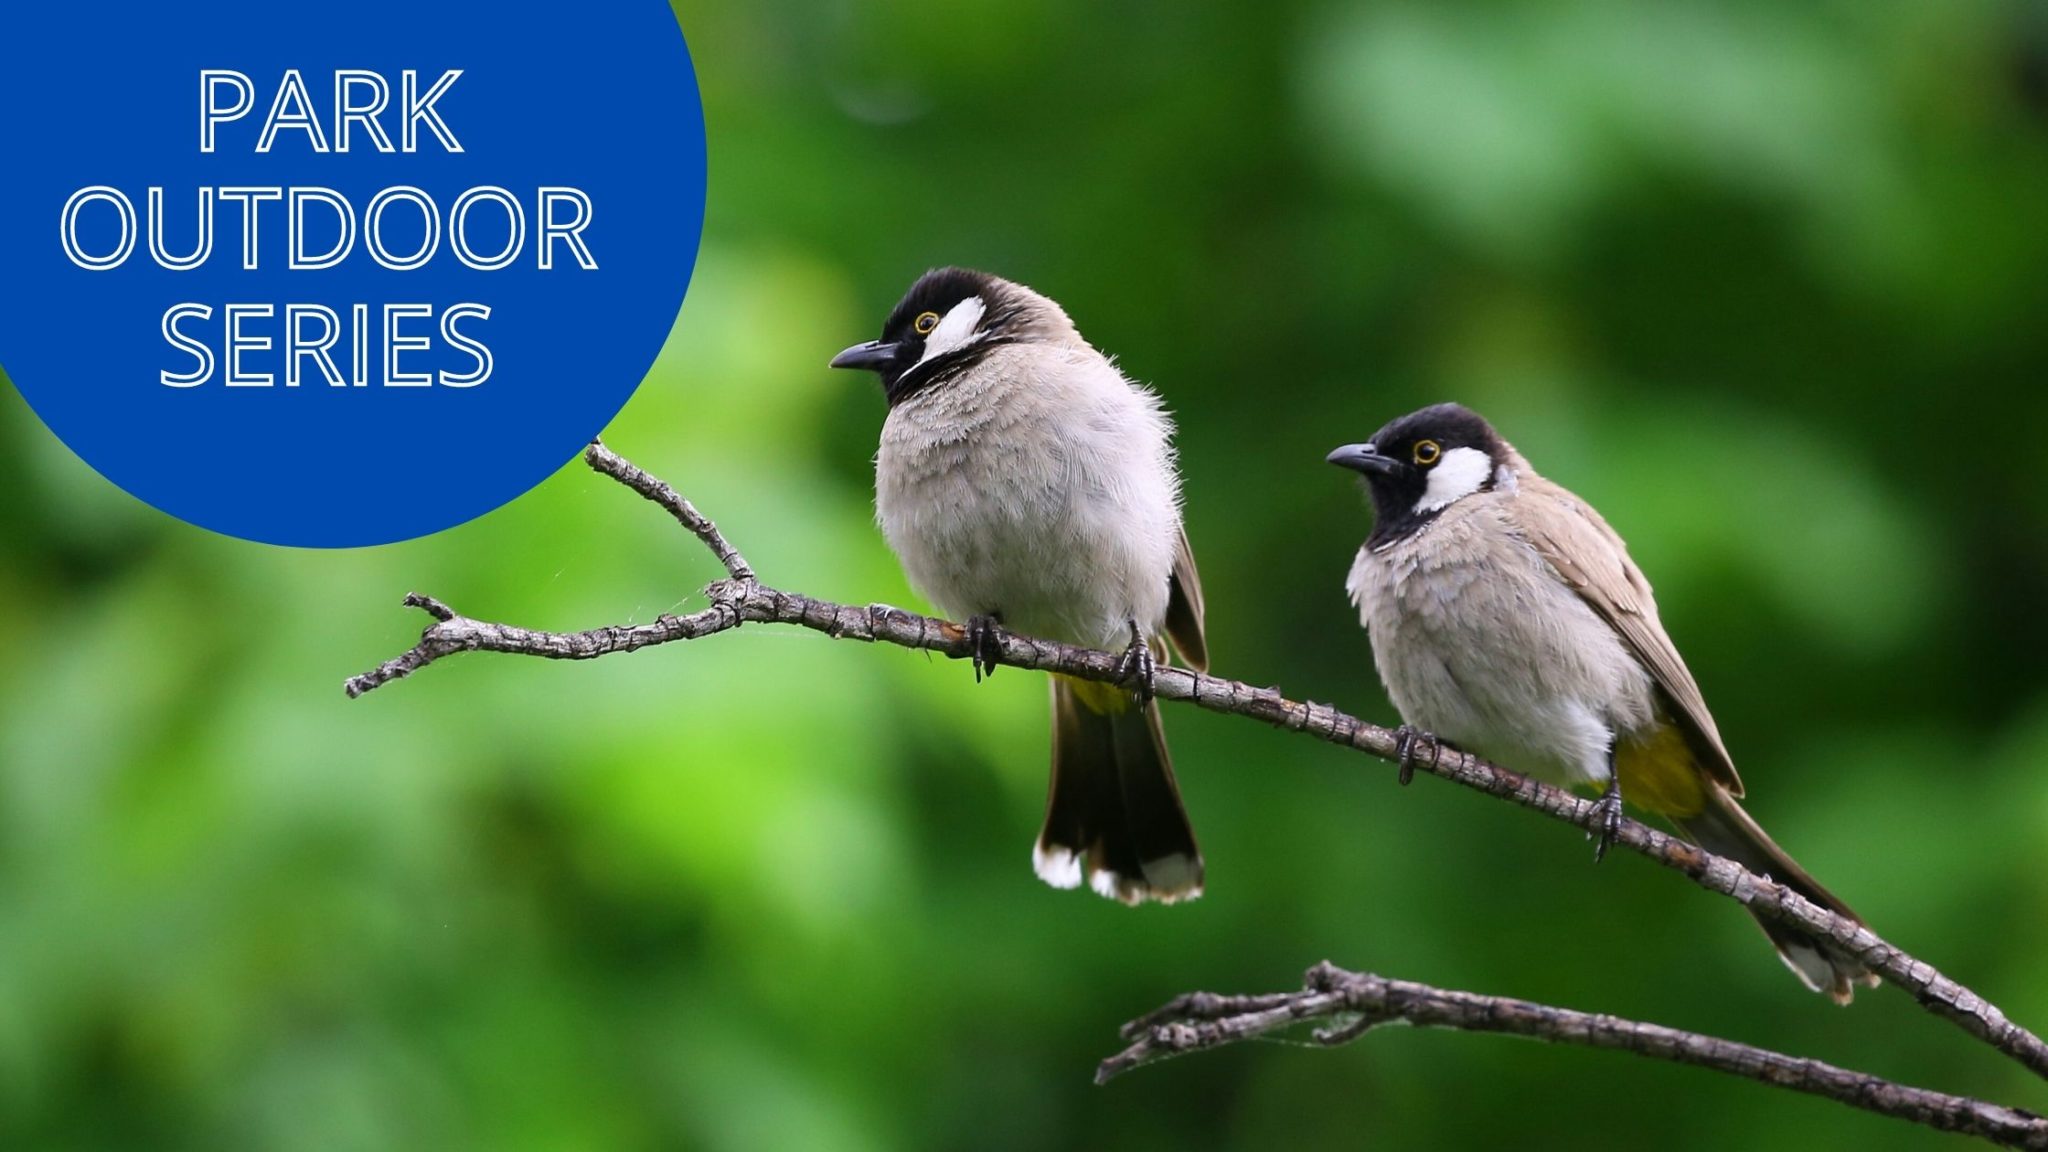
left=1612, top=720, right=1708, bottom=819
left=1058, top=674, right=1135, bottom=715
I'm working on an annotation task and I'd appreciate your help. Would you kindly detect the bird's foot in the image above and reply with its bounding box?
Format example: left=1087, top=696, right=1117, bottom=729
left=1114, top=619, right=1156, bottom=706
left=1390, top=725, right=1446, bottom=786
left=1588, top=776, right=1624, bottom=863
left=965, top=614, right=1004, bottom=682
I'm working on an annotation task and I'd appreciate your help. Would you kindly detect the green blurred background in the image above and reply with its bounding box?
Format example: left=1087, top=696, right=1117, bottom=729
left=6, top=0, right=2048, bottom=1147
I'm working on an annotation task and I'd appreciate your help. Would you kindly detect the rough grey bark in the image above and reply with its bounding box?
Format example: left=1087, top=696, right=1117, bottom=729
left=344, top=439, right=2048, bottom=1144
left=1101, top=963, right=2048, bottom=1149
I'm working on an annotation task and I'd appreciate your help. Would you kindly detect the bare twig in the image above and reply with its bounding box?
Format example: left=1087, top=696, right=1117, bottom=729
left=585, top=439, right=754, bottom=583
left=345, top=439, right=2048, bottom=1142
left=1099, top=963, right=2048, bottom=1149
left=343, top=592, right=740, bottom=698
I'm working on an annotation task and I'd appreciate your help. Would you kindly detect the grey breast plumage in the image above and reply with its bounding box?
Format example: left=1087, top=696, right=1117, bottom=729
left=1350, top=470, right=1658, bottom=791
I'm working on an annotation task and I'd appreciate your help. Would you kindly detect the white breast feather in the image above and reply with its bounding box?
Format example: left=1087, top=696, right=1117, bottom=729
left=875, top=344, right=1182, bottom=650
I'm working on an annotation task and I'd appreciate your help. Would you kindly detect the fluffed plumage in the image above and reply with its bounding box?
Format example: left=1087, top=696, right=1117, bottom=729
left=837, top=268, right=1205, bottom=904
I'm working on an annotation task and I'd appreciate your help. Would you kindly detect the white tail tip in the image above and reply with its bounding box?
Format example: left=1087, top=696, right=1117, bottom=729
left=1032, top=843, right=1083, bottom=889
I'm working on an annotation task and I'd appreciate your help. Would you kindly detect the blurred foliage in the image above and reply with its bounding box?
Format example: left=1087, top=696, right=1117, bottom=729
left=5, top=0, right=2048, bottom=1147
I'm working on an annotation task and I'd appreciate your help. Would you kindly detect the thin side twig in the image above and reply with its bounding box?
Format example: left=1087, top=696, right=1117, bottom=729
left=584, top=439, right=754, bottom=583
left=1098, top=963, right=2048, bottom=1150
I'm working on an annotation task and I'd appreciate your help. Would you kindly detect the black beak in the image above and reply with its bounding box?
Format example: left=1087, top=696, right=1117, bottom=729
left=1328, top=443, right=1399, bottom=476
left=829, top=340, right=906, bottom=372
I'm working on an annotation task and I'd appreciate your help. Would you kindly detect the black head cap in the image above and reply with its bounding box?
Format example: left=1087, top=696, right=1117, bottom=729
left=1327, top=403, right=1511, bottom=547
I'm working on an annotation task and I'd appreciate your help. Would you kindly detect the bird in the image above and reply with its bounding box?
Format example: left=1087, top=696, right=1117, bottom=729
left=830, top=267, right=1207, bottom=905
left=1328, top=402, right=1875, bottom=1002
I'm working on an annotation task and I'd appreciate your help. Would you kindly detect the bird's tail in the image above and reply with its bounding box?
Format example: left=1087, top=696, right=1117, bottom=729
left=1036, top=676, right=1203, bottom=904
left=1674, top=787, right=1876, bottom=1004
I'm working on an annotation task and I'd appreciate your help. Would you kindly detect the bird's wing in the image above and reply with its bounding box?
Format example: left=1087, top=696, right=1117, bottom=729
left=1162, top=524, right=1209, bottom=672
left=1515, top=474, right=1743, bottom=795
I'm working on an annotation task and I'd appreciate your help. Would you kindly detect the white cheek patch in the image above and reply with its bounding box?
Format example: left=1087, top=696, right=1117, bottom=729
left=1415, top=446, right=1493, bottom=513
left=915, top=295, right=986, bottom=366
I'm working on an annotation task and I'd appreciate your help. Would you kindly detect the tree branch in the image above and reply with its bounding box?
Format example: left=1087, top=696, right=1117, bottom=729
left=344, top=439, right=2048, bottom=1142
left=1099, top=963, right=2048, bottom=1150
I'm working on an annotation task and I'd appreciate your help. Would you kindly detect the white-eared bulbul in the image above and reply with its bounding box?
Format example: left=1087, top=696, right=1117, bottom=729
left=833, top=268, right=1207, bottom=905
left=1331, top=403, right=1874, bottom=1002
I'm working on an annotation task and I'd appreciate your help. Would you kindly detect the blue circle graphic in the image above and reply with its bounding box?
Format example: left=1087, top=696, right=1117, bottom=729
left=0, top=2, right=705, bottom=546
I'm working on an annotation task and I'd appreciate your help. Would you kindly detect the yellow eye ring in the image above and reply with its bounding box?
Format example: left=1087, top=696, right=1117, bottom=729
left=1412, top=439, right=1441, bottom=466
left=913, top=311, right=941, bottom=335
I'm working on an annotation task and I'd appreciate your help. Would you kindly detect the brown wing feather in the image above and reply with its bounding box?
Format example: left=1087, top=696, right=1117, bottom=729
left=1515, top=472, right=1743, bottom=796
left=1162, top=524, right=1208, bottom=672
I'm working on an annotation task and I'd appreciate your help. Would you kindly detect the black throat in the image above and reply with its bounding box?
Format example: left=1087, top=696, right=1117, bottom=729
left=883, top=337, right=1013, bottom=408
left=1363, top=485, right=1443, bottom=550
